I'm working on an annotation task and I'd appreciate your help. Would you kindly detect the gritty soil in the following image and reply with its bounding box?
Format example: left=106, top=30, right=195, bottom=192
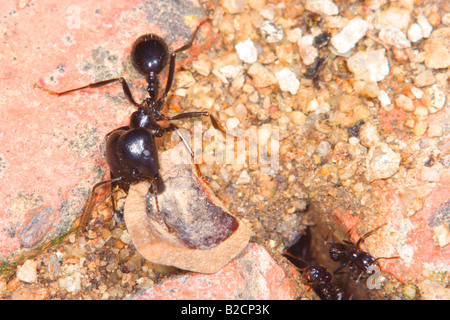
left=1, top=0, right=449, bottom=300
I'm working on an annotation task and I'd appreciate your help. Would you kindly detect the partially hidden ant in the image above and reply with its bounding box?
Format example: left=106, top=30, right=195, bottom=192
left=283, top=251, right=343, bottom=300
left=325, top=223, right=400, bottom=291
left=35, top=19, right=224, bottom=221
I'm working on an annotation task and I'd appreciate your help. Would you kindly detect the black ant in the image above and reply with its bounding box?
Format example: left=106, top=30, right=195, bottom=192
left=35, top=19, right=224, bottom=221
left=283, top=252, right=343, bottom=300
left=325, top=223, right=400, bottom=292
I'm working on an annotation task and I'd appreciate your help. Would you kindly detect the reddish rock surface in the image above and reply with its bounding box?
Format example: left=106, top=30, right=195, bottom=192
left=133, top=243, right=305, bottom=300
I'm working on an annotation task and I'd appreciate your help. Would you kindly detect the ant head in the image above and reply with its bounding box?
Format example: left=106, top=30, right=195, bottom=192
left=356, top=252, right=375, bottom=271
left=131, top=34, right=170, bottom=76
left=328, top=243, right=347, bottom=261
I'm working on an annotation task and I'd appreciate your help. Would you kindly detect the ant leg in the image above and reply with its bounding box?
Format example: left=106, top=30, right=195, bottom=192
left=174, top=18, right=212, bottom=54
left=154, top=123, right=209, bottom=184
left=333, top=261, right=349, bottom=275
left=165, top=111, right=226, bottom=134
left=34, top=77, right=141, bottom=106
left=106, top=126, right=129, bottom=140
left=356, top=223, right=387, bottom=248
left=159, top=18, right=212, bottom=99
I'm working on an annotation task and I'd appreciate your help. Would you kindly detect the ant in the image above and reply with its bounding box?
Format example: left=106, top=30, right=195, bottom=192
left=325, top=223, right=400, bottom=293
left=283, top=251, right=343, bottom=300
left=35, top=19, right=224, bottom=221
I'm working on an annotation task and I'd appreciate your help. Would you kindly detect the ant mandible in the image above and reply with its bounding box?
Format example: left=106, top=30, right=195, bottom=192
left=283, top=252, right=343, bottom=300
left=35, top=19, right=224, bottom=220
left=325, top=223, right=400, bottom=288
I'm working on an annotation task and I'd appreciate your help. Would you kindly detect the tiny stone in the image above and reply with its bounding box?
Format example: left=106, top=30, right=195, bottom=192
left=359, top=122, right=381, bottom=148
left=175, top=71, right=196, bottom=88
left=219, top=65, right=243, bottom=79
left=423, top=28, right=450, bottom=69
left=394, top=94, right=414, bottom=112
left=407, top=23, right=423, bottom=43
left=417, top=14, right=433, bottom=38
left=413, top=106, right=428, bottom=117
left=347, top=49, right=390, bottom=82
left=378, top=7, right=411, bottom=31
left=287, top=111, right=307, bottom=126
left=433, top=224, right=450, bottom=248
left=427, top=12, right=441, bottom=27
left=316, top=140, right=331, bottom=158
left=221, top=0, right=247, bottom=14
left=286, top=28, right=302, bottom=43
left=414, top=70, right=435, bottom=88
left=260, top=21, right=284, bottom=43
left=305, top=97, right=319, bottom=113
left=275, top=68, right=300, bottom=95
left=379, top=26, right=411, bottom=49
left=365, top=142, right=401, bottom=182
left=297, top=40, right=318, bottom=65
left=411, top=87, right=424, bottom=99
left=427, top=124, right=443, bottom=137
left=331, top=18, right=368, bottom=54
left=247, top=63, right=277, bottom=88
left=235, top=39, right=258, bottom=64
left=378, top=90, right=391, bottom=107
left=443, top=13, right=450, bottom=26
left=226, top=117, right=240, bottom=130
left=304, top=0, right=339, bottom=15
left=422, top=84, right=447, bottom=113
left=237, top=170, right=251, bottom=184
left=16, top=260, right=38, bottom=283
left=192, top=56, right=212, bottom=76
left=413, top=119, right=428, bottom=136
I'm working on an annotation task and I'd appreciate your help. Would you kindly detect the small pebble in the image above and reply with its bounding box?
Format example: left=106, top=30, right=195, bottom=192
left=192, top=55, right=212, bottom=76
left=17, top=260, right=38, bottom=283
left=378, top=7, right=411, bottom=31
left=347, top=49, right=390, bottom=82
left=432, top=224, right=450, bottom=248
left=427, top=124, right=443, bottom=137
left=359, top=122, right=381, bottom=148
left=410, top=87, right=424, bottom=99
left=422, top=84, right=447, bottom=114
left=443, top=13, right=450, bottom=26
left=423, top=27, right=450, bottom=69
left=260, top=21, right=284, bottom=43
left=221, top=0, right=247, bottom=14
left=365, top=142, right=401, bottom=182
left=226, top=117, right=240, bottom=130
left=413, top=119, right=428, bottom=137
left=304, top=0, right=339, bottom=15
left=287, top=111, right=306, bottom=126
left=235, top=39, right=258, bottom=64
left=286, top=28, right=302, bottom=43
left=175, top=71, right=196, bottom=88
left=407, top=23, right=423, bottom=43
left=237, top=170, right=251, bottom=184
left=275, top=68, right=300, bottom=95
left=377, top=90, right=391, bottom=108
left=394, top=94, right=414, bottom=112
left=331, top=18, right=368, bottom=54
left=417, top=14, right=433, bottom=38
left=247, top=63, right=277, bottom=88
left=379, top=26, right=411, bottom=49
left=414, top=70, right=435, bottom=88
left=298, top=36, right=318, bottom=65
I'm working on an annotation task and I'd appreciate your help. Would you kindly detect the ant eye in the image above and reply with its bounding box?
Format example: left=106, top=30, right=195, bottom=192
left=131, top=34, right=169, bottom=75
left=143, top=149, right=151, bottom=158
